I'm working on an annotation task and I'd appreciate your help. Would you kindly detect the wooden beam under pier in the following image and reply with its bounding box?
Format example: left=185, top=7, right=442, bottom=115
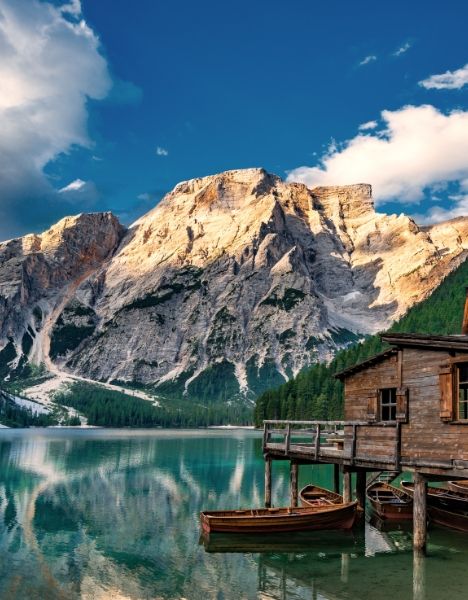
left=413, top=547, right=426, bottom=600
left=342, top=468, right=352, bottom=503
left=290, top=461, right=298, bottom=507
left=264, top=456, right=272, bottom=508
left=334, top=463, right=340, bottom=494
left=413, top=472, right=427, bottom=552
left=355, top=471, right=366, bottom=512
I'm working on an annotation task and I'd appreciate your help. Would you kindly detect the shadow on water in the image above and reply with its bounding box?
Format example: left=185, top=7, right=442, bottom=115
left=1, top=429, right=468, bottom=599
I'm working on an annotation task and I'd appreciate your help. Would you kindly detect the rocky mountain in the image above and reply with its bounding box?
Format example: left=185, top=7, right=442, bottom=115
left=1, top=168, right=468, bottom=403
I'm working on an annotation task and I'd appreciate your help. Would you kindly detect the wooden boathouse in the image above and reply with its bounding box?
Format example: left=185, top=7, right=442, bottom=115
left=263, top=292, right=468, bottom=551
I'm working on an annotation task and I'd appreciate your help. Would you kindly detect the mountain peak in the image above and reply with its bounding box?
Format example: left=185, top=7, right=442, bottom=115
left=311, top=183, right=374, bottom=222
left=21, top=212, right=125, bottom=262
left=163, top=168, right=281, bottom=210
left=2, top=168, right=468, bottom=406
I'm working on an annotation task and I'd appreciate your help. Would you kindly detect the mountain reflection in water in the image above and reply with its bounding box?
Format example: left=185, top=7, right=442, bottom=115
left=1, top=429, right=468, bottom=599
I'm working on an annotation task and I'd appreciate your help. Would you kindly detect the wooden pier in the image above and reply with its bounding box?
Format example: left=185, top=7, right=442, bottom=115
left=262, top=294, right=468, bottom=551
left=263, top=414, right=468, bottom=552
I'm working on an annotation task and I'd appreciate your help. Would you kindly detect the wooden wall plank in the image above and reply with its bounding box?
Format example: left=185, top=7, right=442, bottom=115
left=343, top=345, right=468, bottom=465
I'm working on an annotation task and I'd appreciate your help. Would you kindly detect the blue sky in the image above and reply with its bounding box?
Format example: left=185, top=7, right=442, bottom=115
left=1, top=0, right=467, bottom=238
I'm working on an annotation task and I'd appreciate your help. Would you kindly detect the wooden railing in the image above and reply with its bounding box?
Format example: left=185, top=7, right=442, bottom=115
left=264, top=420, right=363, bottom=460
left=263, top=419, right=399, bottom=466
left=263, top=419, right=461, bottom=480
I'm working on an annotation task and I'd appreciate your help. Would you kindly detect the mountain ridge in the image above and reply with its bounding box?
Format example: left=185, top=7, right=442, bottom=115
left=1, top=168, right=468, bottom=405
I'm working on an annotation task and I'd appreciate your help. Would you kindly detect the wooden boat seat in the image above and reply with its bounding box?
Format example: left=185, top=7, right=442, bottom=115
left=304, top=497, right=334, bottom=506
left=373, top=491, right=408, bottom=503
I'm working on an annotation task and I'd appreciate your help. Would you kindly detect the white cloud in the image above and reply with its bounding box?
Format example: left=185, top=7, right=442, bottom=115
left=358, top=120, right=378, bottom=131
left=413, top=195, right=468, bottom=224
left=156, top=146, right=169, bottom=156
left=359, top=55, right=377, bottom=66
left=58, top=178, right=86, bottom=193
left=393, top=42, right=411, bottom=57
left=61, top=0, right=82, bottom=16
left=0, top=0, right=111, bottom=238
left=419, top=63, right=468, bottom=90
left=287, top=105, right=468, bottom=204
left=57, top=178, right=99, bottom=206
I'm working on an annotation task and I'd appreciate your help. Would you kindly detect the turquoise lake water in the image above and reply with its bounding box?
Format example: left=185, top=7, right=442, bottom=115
left=1, top=428, right=468, bottom=599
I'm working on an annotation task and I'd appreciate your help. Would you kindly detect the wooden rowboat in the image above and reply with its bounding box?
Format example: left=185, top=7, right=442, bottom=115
left=366, top=482, right=413, bottom=520
left=299, top=484, right=343, bottom=507
left=200, top=502, right=358, bottom=534
left=447, top=480, right=468, bottom=495
left=429, top=505, right=468, bottom=533
left=401, top=480, right=468, bottom=512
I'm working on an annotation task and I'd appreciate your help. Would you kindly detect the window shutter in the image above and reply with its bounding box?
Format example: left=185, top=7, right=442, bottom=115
left=396, top=387, right=408, bottom=422
left=439, top=365, right=454, bottom=422
left=366, top=389, right=378, bottom=422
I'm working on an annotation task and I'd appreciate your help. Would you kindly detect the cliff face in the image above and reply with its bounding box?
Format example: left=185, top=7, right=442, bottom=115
left=1, top=168, right=468, bottom=401
left=0, top=213, right=125, bottom=376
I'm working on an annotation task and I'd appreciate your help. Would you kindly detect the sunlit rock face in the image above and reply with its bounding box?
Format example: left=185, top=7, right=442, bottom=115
left=1, top=168, right=468, bottom=400
left=0, top=213, right=125, bottom=375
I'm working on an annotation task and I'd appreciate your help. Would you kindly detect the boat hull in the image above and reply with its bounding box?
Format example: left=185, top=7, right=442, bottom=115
left=367, top=482, right=413, bottom=521
left=447, top=480, right=468, bottom=495
left=429, top=506, right=468, bottom=533
left=401, top=481, right=468, bottom=512
left=200, top=502, right=358, bottom=534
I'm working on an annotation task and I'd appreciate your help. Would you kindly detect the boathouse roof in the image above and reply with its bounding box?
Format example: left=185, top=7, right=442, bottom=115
left=335, top=332, right=468, bottom=380
left=334, top=348, right=398, bottom=380
left=381, top=332, right=468, bottom=351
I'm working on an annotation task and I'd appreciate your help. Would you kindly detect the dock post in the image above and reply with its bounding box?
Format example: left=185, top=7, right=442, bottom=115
left=264, top=456, right=272, bottom=508
left=413, top=548, right=426, bottom=600
left=340, top=553, right=349, bottom=584
left=355, top=471, right=366, bottom=513
left=413, top=472, right=427, bottom=552
left=333, top=463, right=340, bottom=494
left=290, top=461, right=299, bottom=507
left=342, top=468, right=352, bottom=503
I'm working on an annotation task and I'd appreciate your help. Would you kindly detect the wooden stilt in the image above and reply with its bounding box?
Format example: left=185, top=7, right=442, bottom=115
left=340, top=553, right=349, bottom=584
left=413, top=472, right=427, bottom=552
left=343, top=469, right=352, bottom=503
left=257, top=556, right=264, bottom=592
left=290, top=461, right=299, bottom=507
left=265, top=456, right=272, bottom=508
left=413, top=549, right=426, bottom=600
left=281, top=566, right=287, bottom=600
left=356, top=471, right=366, bottom=512
left=334, top=463, right=340, bottom=494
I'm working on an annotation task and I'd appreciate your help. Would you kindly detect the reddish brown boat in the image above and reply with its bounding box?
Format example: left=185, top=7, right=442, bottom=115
left=429, top=505, right=468, bottom=533
left=299, top=484, right=342, bottom=507
left=366, top=482, right=413, bottom=520
left=401, top=480, right=468, bottom=512
left=200, top=502, right=358, bottom=534
left=447, top=480, right=468, bottom=495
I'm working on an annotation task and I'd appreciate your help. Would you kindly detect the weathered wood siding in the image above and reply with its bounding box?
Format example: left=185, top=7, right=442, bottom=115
left=343, top=347, right=468, bottom=467
left=400, top=348, right=468, bottom=464
left=344, top=355, right=399, bottom=419
left=344, top=355, right=398, bottom=461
